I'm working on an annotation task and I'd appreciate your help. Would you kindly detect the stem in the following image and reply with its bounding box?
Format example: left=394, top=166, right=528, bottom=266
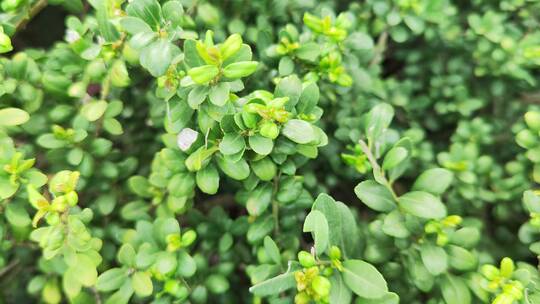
left=272, top=172, right=281, bottom=235
left=15, top=0, right=49, bottom=33
left=369, top=28, right=389, bottom=68
left=358, top=139, right=398, bottom=200
left=0, top=259, right=19, bottom=278
left=90, top=287, right=102, bottom=304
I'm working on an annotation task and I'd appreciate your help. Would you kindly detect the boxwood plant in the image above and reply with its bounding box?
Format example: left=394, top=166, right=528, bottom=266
left=1, top=0, right=540, bottom=303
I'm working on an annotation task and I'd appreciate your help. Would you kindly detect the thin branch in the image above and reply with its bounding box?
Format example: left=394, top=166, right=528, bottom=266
left=0, top=259, right=19, bottom=278
left=272, top=172, right=281, bottom=235
left=369, top=29, right=389, bottom=68
left=358, top=139, right=398, bottom=200
left=15, top=0, right=49, bottom=34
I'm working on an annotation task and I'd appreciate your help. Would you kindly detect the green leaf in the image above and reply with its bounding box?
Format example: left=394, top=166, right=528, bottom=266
left=128, top=176, right=152, bottom=198
left=188, top=65, right=219, bottom=84
left=155, top=252, right=177, bottom=275
left=251, top=158, right=277, bottom=181
left=206, top=274, right=229, bottom=294
left=297, top=82, right=319, bottom=114
left=263, top=236, right=281, bottom=264
left=365, top=103, right=394, bottom=141
left=354, top=181, right=396, bottom=212
left=126, top=0, right=162, bottom=30
left=440, top=274, right=471, bottom=304
left=342, top=259, right=388, bottom=299
left=217, top=156, right=250, bottom=180
left=249, top=134, right=274, bottom=155
left=355, top=292, right=399, bottom=304
left=247, top=215, right=274, bottom=243
left=222, top=61, right=258, bottom=78
left=118, top=244, right=136, bottom=266
left=382, top=147, right=408, bottom=170
left=103, top=118, right=123, bottom=135
left=196, top=164, right=220, bottom=194
left=246, top=183, right=272, bottom=216
left=249, top=272, right=296, bottom=296
left=81, top=100, right=108, bottom=122
left=412, top=168, right=454, bottom=195
left=398, top=191, right=447, bottom=219
left=420, top=244, right=448, bottom=275
left=5, top=203, right=31, bottom=227
left=303, top=210, right=329, bottom=254
left=96, top=268, right=128, bottom=292
left=0, top=108, right=29, bottom=126
left=105, top=280, right=134, bottom=304
left=73, top=254, right=98, bottom=287
left=312, top=194, right=358, bottom=258
left=329, top=274, right=352, bottom=304
left=278, top=56, right=294, bottom=76
left=219, top=133, right=245, bottom=155
left=162, top=1, right=184, bottom=26
left=275, top=75, right=302, bottom=110
left=447, top=245, right=477, bottom=271
left=140, top=39, right=173, bottom=77
left=188, top=85, right=210, bottom=109
left=282, top=119, right=315, bottom=144
left=0, top=177, right=18, bottom=199
left=209, top=82, right=230, bottom=106
left=132, top=271, right=153, bottom=297
left=296, top=42, right=321, bottom=62
left=382, top=210, right=409, bottom=238
left=120, top=16, right=152, bottom=34
left=177, top=251, right=197, bottom=277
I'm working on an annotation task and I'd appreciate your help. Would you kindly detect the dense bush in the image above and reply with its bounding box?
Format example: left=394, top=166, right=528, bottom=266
left=1, top=0, right=540, bottom=303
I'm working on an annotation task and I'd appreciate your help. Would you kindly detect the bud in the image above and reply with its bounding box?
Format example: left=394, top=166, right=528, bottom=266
left=503, top=281, right=523, bottom=299
left=294, top=292, right=310, bottom=304
left=298, top=251, right=316, bottom=268
left=442, top=215, right=462, bottom=227
left=311, top=275, right=331, bottom=297
left=260, top=121, right=279, bottom=139
left=220, top=34, right=242, bottom=60
left=267, top=97, right=288, bottom=109
left=187, top=65, right=219, bottom=84
left=436, top=233, right=448, bottom=246
left=110, top=60, right=130, bottom=87
left=492, top=293, right=515, bottom=304
left=244, top=103, right=264, bottom=114
left=481, top=264, right=500, bottom=280
left=181, top=230, right=197, bottom=247
left=164, top=280, right=181, bottom=295
left=66, top=191, right=79, bottom=206
left=272, top=109, right=291, bottom=123
left=122, top=43, right=140, bottom=65
left=51, top=196, right=68, bottom=212
left=0, top=30, right=13, bottom=54
left=499, top=257, right=514, bottom=278
left=329, top=246, right=341, bottom=260
left=222, top=61, right=258, bottom=79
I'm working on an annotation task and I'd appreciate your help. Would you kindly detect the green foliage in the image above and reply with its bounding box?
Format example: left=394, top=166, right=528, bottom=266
left=1, top=0, right=540, bottom=303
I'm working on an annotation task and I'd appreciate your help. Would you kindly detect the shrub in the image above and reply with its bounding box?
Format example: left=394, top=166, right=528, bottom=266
left=1, top=0, right=540, bottom=303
